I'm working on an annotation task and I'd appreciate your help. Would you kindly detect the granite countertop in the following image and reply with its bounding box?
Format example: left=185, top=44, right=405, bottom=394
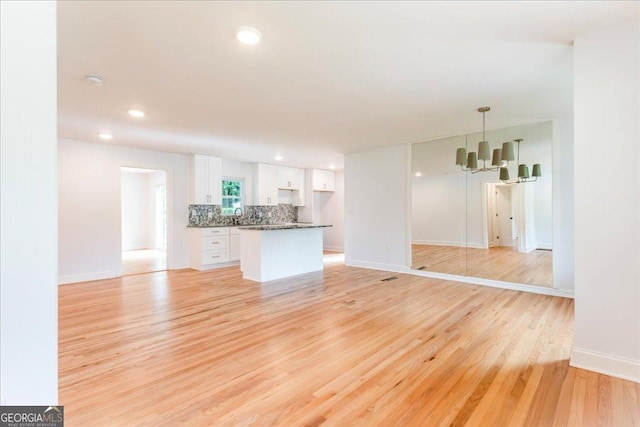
left=187, top=224, right=260, bottom=228
left=187, top=223, right=327, bottom=229
left=239, top=224, right=332, bottom=231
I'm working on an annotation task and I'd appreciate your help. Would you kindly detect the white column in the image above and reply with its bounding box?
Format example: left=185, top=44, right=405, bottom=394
left=0, top=1, right=58, bottom=404
left=572, top=21, right=640, bottom=382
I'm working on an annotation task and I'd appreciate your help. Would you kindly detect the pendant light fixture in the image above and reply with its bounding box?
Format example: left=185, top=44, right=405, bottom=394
left=455, top=106, right=542, bottom=184
left=455, top=107, right=515, bottom=173
left=499, top=139, right=542, bottom=184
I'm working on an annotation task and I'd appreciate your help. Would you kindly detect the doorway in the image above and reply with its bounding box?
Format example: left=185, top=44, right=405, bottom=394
left=485, top=183, right=517, bottom=249
left=121, top=167, right=167, bottom=275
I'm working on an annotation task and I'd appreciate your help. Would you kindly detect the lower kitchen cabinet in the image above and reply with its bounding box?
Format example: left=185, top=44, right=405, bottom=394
left=189, top=227, right=241, bottom=270
left=229, top=227, right=241, bottom=261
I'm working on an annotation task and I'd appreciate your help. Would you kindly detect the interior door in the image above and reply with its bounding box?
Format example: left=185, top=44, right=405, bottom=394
left=496, top=185, right=514, bottom=247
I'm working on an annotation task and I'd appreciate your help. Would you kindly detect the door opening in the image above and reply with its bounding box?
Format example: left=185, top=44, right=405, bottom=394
left=121, top=167, right=167, bottom=275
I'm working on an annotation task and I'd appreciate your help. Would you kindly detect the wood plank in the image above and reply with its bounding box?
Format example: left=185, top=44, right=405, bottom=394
left=59, top=262, right=637, bottom=425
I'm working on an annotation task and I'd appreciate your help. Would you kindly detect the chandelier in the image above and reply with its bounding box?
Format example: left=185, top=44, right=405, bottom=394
left=455, top=106, right=541, bottom=183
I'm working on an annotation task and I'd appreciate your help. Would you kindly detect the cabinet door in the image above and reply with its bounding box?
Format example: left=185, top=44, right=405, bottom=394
left=193, top=154, right=211, bottom=204
left=229, top=234, right=241, bottom=261
left=294, top=168, right=306, bottom=206
left=278, top=166, right=294, bottom=189
left=256, top=163, right=279, bottom=205
left=208, top=156, right=222, bottom=205
left=193, top=154, right=222, bottom=205
left=312, top=169, right=335, bottom=192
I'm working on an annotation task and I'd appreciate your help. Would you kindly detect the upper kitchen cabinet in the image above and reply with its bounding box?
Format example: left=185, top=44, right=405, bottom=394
left=294, top=168, right=306, bottom=206
left=278, top=166, right=302, bottom=190
left=312, top=169, right=335, bottom=192
left=253, top=163, right=279, bottom=205
left=192, top=154, right=222, bottom=205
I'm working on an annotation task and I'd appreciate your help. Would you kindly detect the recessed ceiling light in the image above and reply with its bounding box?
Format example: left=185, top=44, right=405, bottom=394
left=98, top=133, right=113, bottom=140
left=415, top=172, right=422, bottom=177
left=236, top=27, right=261, bottom=45
left=85, top=74, right=104, bottom=86
left=329, top=164, right=336, bottom=170
left=274, top=155, right=283, bottom=161
left=128, top=109, right=145, bottom=118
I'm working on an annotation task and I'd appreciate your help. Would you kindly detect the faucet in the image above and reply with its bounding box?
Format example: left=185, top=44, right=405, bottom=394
left=233, top=207, right=243, bottom=225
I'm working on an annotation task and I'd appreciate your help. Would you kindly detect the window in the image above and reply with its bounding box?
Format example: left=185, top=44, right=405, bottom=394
left=221, top=178, right=244, bottom=215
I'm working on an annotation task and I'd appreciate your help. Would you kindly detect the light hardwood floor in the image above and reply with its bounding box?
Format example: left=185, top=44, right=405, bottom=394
left=412, top=244, right=553, bottom=287
left=59, top=263, right=639, bottom=426
left=122, top=248, right=167, bottom=276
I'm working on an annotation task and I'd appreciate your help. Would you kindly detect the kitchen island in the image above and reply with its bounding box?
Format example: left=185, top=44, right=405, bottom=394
left=240, top=224, right=331, bottom=282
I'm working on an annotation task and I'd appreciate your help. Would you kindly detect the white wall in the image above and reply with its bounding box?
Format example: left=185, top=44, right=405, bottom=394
left=572, top=21, right=640, bottom=382
left=121, top=172, right=151, bottom=250
left=58, top=139, right=190, bottom=284
left=345, top=145, right=411, bottom=270
left=0, top=0, right=58, bottom=404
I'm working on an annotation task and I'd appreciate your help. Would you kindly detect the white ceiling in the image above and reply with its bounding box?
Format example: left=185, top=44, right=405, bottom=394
left=57, top=1, right=638, bottom=169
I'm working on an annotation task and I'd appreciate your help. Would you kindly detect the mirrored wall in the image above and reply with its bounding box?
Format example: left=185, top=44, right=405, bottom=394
left=411, top=121, right=553, bottom=287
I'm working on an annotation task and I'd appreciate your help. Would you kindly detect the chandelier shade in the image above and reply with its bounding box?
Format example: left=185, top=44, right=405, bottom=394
left=456, top=148, right=467, bottom=166
left=491, top=149, right=502, bottom=166
left=499, top=167, right=510, bottom=181
left=501, top=141, right=515, bottom=161
left=478, top=141, right=491, bottom=160
left=532, top=164, right=542, bottom=177
left=518, top=164, right=530, bottom=179
left=467, top=152, right=478, bottom=170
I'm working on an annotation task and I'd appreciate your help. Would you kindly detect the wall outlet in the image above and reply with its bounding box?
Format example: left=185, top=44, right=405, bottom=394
left=258, top=212, right=262, bottom=218
left=268, top=212, right=273, bottom=218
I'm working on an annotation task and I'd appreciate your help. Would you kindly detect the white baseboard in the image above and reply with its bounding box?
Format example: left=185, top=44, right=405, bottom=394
left=412, top=240, right=486, bottom=249
left=169, top=262, right=190, bottom=270
left=59, top=270, right=116, bottom=285
left=537, top=244, right=553, bottom=250
left=324, top=245, right=344, bottom=252
left=408, top=269, right=574, bottom=298
left=571, top=348, right=640, bottom=383
left=345, top=259, right=411, bottom=275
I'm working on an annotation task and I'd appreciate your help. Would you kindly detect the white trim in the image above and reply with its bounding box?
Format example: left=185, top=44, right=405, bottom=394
left=170, top=262, right=190, bottom=270
left=190, top=260, right=240, bottom=271
left=412, top=240, right=486, bottom=249
left=408, top=269, right=574, bottom=298
left=537, top=243, right=553, bottom=250
left=59, top=270, right=116, bottom=285
left=324, top=245, right=344, bottom=252
left=345, top=260, right=410, bottom=275
left=571, top=347, right=640, bottom=383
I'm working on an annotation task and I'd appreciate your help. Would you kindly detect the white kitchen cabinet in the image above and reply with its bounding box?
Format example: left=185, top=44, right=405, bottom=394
left=278, top=166, right=301, bottom=190
left=192, top=154, right=222, bottom=205
left=312, top=169, right=335, bottom=192
left=294, top=168, right=306, bottom=206
left=229, top=227, right=241, bottom=261
left=253, top=163, right=279, bottom=206
left=190, top=227, right=229, bottom=270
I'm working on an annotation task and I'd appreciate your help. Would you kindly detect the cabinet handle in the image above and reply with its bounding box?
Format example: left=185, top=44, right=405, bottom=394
left=212, top=256, right=220, bottom=259
left=211, top=241, right=219, bottom=244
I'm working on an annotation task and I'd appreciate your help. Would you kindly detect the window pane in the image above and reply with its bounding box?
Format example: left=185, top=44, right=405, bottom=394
left=222, top=180, right=242, bottom=197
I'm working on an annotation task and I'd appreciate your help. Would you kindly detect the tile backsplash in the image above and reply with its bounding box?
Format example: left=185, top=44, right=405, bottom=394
left=188, top=204, right=298, bottom=227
